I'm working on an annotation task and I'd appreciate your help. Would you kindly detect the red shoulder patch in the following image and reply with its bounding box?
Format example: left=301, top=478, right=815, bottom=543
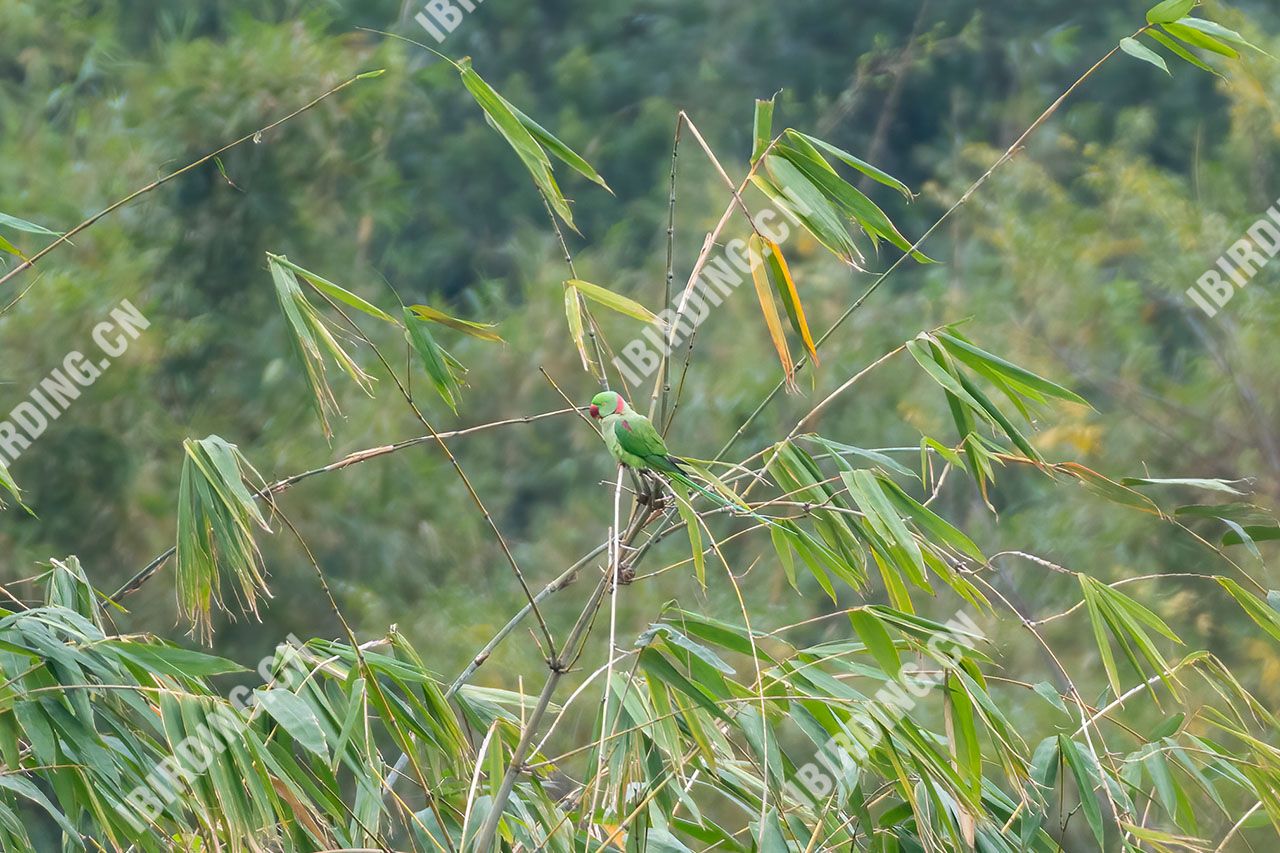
left=621, top=421, right=633, bottom=432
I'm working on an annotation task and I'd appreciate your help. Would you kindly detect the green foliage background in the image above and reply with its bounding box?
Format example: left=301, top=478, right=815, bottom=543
left=1, top=0, right=1278, bottom=847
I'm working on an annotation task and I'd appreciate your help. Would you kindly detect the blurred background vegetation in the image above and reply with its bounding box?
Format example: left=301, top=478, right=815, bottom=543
left=1, top=0, right=1278, bottom=809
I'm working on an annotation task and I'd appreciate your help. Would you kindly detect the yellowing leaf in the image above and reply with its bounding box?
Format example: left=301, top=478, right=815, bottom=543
left=563, top=284, right=591, bottom=371
left=565, top=279, right=659, bottom=324
left=762, top=239, right=818, bottom=366
left=408, top=305, right=504, bottom=342
left=747, top=236, right=795, bottom=388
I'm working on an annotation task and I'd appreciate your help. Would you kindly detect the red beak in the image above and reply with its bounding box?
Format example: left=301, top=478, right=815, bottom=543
left=589, top=404, right=600, bottom=419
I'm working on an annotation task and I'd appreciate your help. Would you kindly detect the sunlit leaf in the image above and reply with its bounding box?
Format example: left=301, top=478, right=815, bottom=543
left=566, top=279, right=659, bottom=324
left=762, top=238, right=818, bottom=366
left=747, top=235, right=796, bottom=386
left=408, top=304, right=504, bottom=342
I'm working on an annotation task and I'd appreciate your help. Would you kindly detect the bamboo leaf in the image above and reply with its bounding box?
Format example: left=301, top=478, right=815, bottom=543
left=1146, top=28, right=1222, bottom=75
left=774, top=142, right=933, bottom=262
left=1222, top=524, right=1280, bottom=549
left=937, top=331, right=1089, bottom=406
left=791, top=131, right=914, bottom=198
left=458, top=58, right=577, bottom=230
left=1217, top=578, right=1280, bottom=644
left=508, top=102, right=612, bottom=192
left=1032, top=681, right=1069, bottom=715
left=408, top=304, right=504, bottom=342
left=0, top=212, right=60, bottom=236
left=0, top=233, right=27, bottom=261
left=1059, top=736, right=1106, bottom=848
left=755, top=158, right=863, bottom=266
left=669, top=480, right=706, bottom=589
left=269, top=255, right=396, bottom=324
left=637, top=624, right=735, bottom=675
left=762, top=238, right=818, bottom=366
left=1121, top=477, right=1250, bottom=495
left=404, top=307, right=461, bottom=413
left=1146, top=0, right=1194, bottom=24
left=1120, top=36, right=1171, bottom=74
left=1161, top=21, right=1239, bottom=57
left=747, top=235, right=796, bottom=385
left=566, top=279, right=659, bottom=324
left=254, top=689, right=329, bottom=759
left=0, top=460, right=30, bottom=514
left=563, top=284, right=591, bottom=370
left=1175, top=16, right=1268, bottom=54
left=752, top=97, right=775, bottom=164
left=848, top=608, right=902, bottom=677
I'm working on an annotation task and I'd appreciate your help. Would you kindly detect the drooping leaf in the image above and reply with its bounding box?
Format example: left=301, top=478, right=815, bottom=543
left=175, top=436, right=272, bottom=639
left=1059, top=736, right=1106, bottom=848
left=1120, top=36, right=1171, bottom=74
left=762, top=238, right=818, bottom=366
left=563, top=283, right=591, bottom=371
left=1222, top=524, right=1280, bottom=549
left=1032, top=681, right=1069, bottom=715
left=458, top=58, right=578, bottom=230
left=268, top=254, right=396, bottom=324
left=404, top=307, right=462, bottom=413
left=268, top=254, right=375, bottom=438
left=1161, top=21, right=1239, bottom=57
left=1146, top=28, right=1222, bottom=75
left=747, top=235, right=796, bottom=386
left=669, top=480, right=706, bottom=589
left=0, top=233, right=27, bottom=260
left=1217, top=578, right=1280, bottom=644
left=508, top=101, right=612, bottom=193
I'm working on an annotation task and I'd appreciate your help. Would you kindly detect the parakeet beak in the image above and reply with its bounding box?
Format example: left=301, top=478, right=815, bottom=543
left=589, top=404, right=600, bottom=419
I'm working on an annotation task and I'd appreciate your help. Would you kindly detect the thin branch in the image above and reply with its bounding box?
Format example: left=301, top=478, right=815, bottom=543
left=0, top=71, right=382, bottom=299
left=650, top=113, right=685, bottom=425
left=108, top=409, right=575, bottom=603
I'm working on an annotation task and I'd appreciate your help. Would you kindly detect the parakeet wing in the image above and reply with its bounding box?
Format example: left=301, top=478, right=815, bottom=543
left=613, top=417, right=677, bottom=469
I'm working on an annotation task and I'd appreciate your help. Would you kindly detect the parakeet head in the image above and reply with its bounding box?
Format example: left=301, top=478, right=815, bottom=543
left=589, top=391, right=626, bottom=419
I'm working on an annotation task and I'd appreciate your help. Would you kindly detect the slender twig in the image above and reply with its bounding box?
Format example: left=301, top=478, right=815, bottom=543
left=0, top=71, right=382, bottom=299
left=327, top=300, right=559, bottom=657
left=383, top=540, right=609, bottom=800
left=471, top=479, right=653, bottom=851
left=650, top=114, right=684, bottom=425
left=1213, top=801, right=1262, bottom=852
left=108, top=409, right=575, bottom=603
left=540, top=192, right=613, bottom=390
left=584, top=467, right=626, bottom=831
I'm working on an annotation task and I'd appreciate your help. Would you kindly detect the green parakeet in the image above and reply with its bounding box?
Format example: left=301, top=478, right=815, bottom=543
left=588, top=390, right=759, bottom=519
